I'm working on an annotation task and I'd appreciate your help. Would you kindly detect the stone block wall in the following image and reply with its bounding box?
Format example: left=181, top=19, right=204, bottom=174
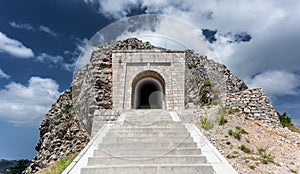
left=222, top=88, right=280, bottom=125
left=91, top=110, right=121, bottom=136
left=112, top=50, right=185, bottom=110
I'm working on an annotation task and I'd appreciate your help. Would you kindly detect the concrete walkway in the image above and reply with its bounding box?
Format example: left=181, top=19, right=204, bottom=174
left=63, top=110, right=237, bottom=174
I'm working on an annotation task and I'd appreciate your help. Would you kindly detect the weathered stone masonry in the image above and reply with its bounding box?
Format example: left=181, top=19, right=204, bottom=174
left=223, top=88, right=280, bottom=125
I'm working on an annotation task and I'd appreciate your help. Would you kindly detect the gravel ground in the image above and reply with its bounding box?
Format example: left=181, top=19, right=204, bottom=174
left=181, top=105, right=300, bottom=174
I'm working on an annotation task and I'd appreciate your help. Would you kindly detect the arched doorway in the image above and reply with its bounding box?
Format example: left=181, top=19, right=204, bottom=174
left=132, top=71, right=165, bottom=109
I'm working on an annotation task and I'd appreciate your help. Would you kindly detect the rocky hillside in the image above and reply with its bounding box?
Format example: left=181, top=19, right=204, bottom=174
left=24, top=91, right=89, bottom=173
left=24, top=38, right=297, bottom=173
left=181, top=105, right=300, bottom=174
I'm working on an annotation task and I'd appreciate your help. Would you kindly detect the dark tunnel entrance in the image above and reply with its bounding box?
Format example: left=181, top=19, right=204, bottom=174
left=132, top=71, right=165, bottom=109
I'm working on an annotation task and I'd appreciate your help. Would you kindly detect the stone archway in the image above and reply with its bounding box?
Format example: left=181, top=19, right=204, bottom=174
left=132, top=71, right=165, bottom=109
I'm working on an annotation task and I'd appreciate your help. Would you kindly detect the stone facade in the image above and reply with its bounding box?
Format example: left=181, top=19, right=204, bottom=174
left=112, top=50, right=185, bottom=110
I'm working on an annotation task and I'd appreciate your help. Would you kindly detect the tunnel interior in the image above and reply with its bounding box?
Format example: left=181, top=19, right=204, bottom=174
left=132, top=74, right=165, bottom=109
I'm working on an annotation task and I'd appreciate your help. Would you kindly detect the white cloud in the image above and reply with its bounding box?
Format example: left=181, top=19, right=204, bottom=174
left=80, top=0, right=300, bottom=101
left=0, top=31, right=34, bottom=58
left=0, top=77, right=60, bottom=126
left=246, top=70, right=300, bottom=97
left=9, top=21, right=58, bottom=37
left=36, top=53, right=64, bottom=64
left=84, top=0, right=300, bottom=78
left=36, top=53, right=75, bottom=71
left=115, top=16, right=216, bottom=59
left=0, top=68, right=10, bottom=79
left=39, top=25, right=57, bottom=36
left=9, top=21, right=35, bottom=31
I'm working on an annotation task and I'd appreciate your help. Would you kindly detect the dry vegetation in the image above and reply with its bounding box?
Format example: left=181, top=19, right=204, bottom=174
left=182, top=105, right=300, bottom=174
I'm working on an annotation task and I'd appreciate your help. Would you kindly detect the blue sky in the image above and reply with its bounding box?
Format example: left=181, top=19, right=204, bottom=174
left=0, top=0, right=300, bottom=160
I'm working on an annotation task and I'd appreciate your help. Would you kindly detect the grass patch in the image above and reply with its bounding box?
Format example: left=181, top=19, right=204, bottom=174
left=228, top=126, right=248, bottom=140
left=217, top=107, right=239, bottom=125
left=36, top=154, right=77, bottom=174
left=244, top=156, right=259, bottom=161
left=226, top=151, right=239, bottom=159
left=218, top=107, right=228, bottom=125
left=203, top=80, right=211, bottom=86
left=228, top=107, right=239, bottom=114
left=200, top=117, right=214, bottom=130
left=219, top=114, right=228, bottom=125
left=209, top=99, right=220, bottom=106
left=258, top=149, right=275, bottom=164
left=239, top=145, right=252, bottom=154
left=244, top=149, right=276, bottom=165
left=249, top=165, right=256, bottom=170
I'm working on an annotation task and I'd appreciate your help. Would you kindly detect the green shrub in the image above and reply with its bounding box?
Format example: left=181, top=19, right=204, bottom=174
left=228, top=126, right=248, bottom=140
left=200, top=91, right=208, bottom=98
left=209, top=99, right=220, bottom=105
left=234, top=131, right=241, bottom=140
left=219, top=114, right=228, bottom=125
left=278, top=112, right=292, bottom=127
left=226, top=155, right=233, bottom=159
left=235, top=126, right=248, bottom=134
left=201, top=117, right=214, bottom=130
left=203, top=80, right=211, bottom=86
left=218, top=107, right=228, bottom=125
left=239, top=145, right=252, bottom=154
left=258, top=148, right=275, bottom=164
left=62, top=108, right=71, bottom=114
left=244, top=156, right=259, bottom=161
left=249, top=165, right=256, bottom=170
left=228, top=129, right=233, bottom=135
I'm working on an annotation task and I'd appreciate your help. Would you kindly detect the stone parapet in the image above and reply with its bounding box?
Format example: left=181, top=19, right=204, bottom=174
left=91, top=109, right=121, bottom=136
left=222, top=88, right=280, bottom=126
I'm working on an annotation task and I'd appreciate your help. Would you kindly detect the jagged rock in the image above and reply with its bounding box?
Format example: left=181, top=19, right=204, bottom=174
left=24, top=91, right=89, bottom=174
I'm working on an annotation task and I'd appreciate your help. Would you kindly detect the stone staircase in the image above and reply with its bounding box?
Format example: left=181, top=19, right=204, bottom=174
left=80, top=110, right=214, bottom=174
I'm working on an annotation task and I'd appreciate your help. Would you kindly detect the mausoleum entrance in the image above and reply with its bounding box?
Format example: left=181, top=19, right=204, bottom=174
left=112, top=50, right=185, bottom=110
left=132, top=71, right=165, bottom=109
